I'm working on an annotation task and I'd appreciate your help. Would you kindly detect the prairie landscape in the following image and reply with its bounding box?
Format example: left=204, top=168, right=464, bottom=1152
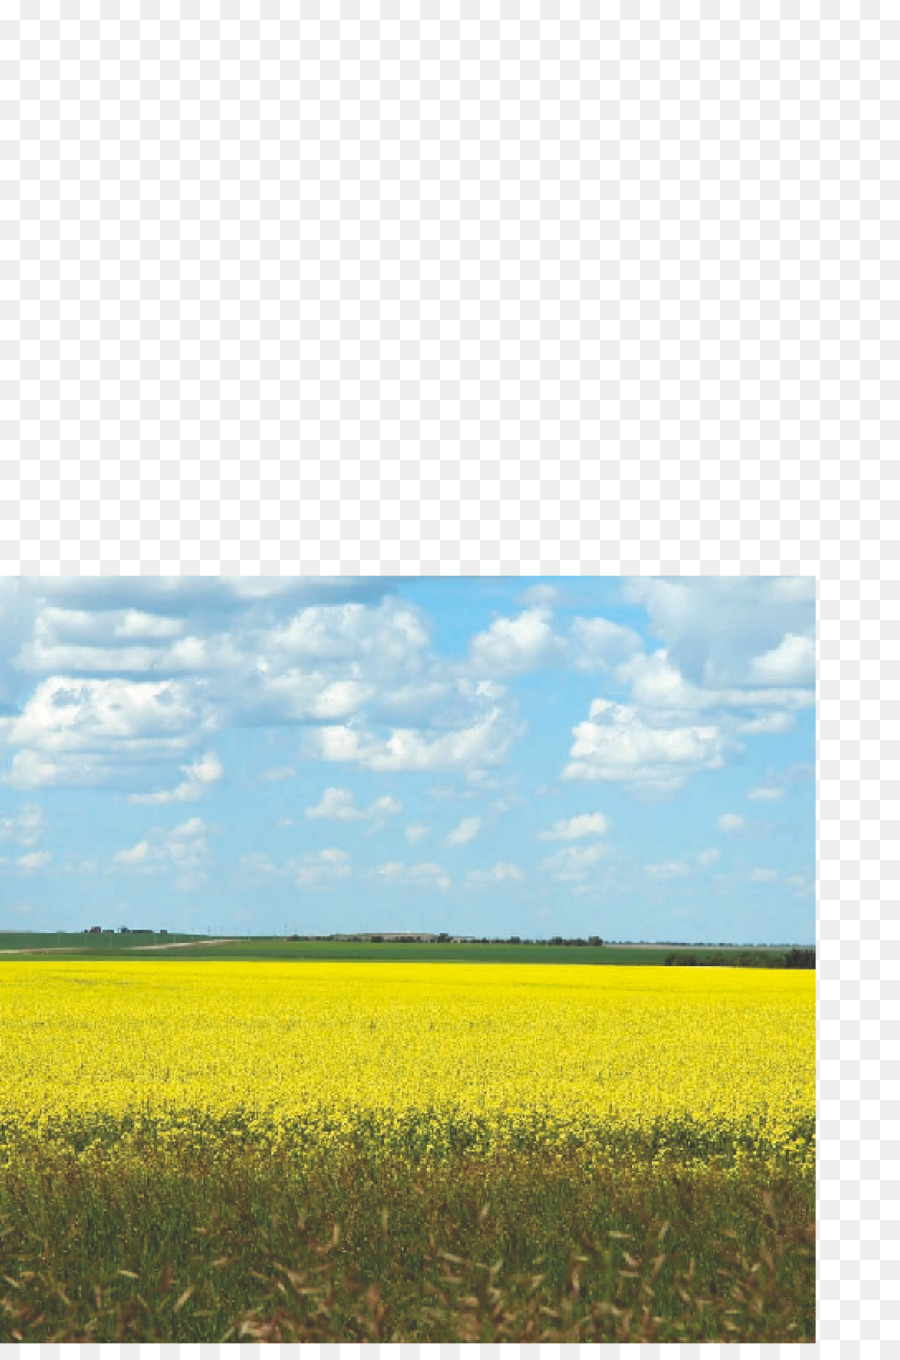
left=0, top=574, right=817, bottom=1341
left=0, top=955, right=815, bottom=1342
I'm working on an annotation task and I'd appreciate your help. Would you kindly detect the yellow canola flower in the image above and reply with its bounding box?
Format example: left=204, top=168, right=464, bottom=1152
left=0, top=960, right=814, bottom=1171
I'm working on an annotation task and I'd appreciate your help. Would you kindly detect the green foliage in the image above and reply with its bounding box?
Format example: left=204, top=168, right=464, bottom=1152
left=0, top=1145, right=814, bottom=1342
left=664, top=949, right=815, bottom=970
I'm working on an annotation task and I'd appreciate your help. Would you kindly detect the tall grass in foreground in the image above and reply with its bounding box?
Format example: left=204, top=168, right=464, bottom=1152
left=0, top=1146, right=814, bottom=1343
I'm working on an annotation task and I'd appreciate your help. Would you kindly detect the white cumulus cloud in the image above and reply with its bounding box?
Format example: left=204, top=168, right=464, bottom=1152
left=0, top=586, right=538, bottom=798
left=563, top=698, right=726, bottom=793
left=718, top=813, right=745, bottom=833
left=129, top=751, right=224, bottom=805
left=468, top=609, right=563, bottom=676
left=303, top=708, right=516, bottom=775
left=3, top=677, right=204, bottom=752
left=259, top=672, right=375, bottom=722
left=622, top=578, right=815, bottom=690
left=616, top=649, right=813, bottom=735
left=571, top=617, right=643, bottom=672
left=0, top=676, right=213, bottom=791
left=269, top=600, right=429, bottom=666
left=748, top=786, right=785, bottom=801
left=445, top=816, right=482, bottom=847
left=169, top=816, right=214, bottom=839
left=114, top=839, right=152, bottom=866
left=748, top=633, right=815, bottom=686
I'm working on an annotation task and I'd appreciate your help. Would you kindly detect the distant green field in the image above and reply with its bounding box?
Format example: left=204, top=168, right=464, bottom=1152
left=0, top=933, right=800, bottom=966
left=0, top=931, right=200, bottom=956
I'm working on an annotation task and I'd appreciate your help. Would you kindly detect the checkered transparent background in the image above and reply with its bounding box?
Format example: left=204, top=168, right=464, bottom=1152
left=0, top=7, right=893, bottom=1359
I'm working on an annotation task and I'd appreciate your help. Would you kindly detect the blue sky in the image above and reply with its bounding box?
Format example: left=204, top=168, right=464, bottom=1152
left=0, top=577, right=815, bottom=943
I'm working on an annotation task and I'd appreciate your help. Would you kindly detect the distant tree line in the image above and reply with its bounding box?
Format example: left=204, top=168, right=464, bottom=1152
left=437, top=935, right=606, bottom=947
left=664, top=947, right=815, bottom=969
left=280, top=933, right=813, bottom=966
left=284, top=933, right=604, bottom=946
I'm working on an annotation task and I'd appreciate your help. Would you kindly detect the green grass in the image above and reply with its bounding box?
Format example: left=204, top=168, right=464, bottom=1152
left=0, top=933, right=801, bottom=966
left=0, top=1144, right=814, bottom=1342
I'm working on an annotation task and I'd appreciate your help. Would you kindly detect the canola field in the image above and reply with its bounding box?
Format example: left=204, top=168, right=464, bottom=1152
left=0, top=960, right=814, bottom=1173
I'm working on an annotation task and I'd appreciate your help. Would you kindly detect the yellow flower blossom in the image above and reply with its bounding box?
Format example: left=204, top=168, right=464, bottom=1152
left=0, top=960, right=814, bottom=1173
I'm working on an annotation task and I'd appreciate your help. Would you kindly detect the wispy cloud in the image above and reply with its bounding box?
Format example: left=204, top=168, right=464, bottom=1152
left=537, top=812, right=610, bottom=841
left=371, top=861, right=451, bottom=891
left=465, top=862, right=525, bottom=889
left=261, top=765, right=296, bottom=782
left=305, top=786, right=401, bottom=823
left=734, top=713, right=796, bottom=735
left=239, top=851, right=279, bottom=876
left=0, top=801, right=46, bottom=847
left=748, top=786, right=785, bottom=801
left=112, top=818, right=217, bottom=892
left=517, top=584, right=560, bottom=608
left=645, top=860, right=691, bottom=879
left=541, top=843, right=605, bottom=883
left=294, top=848, right=352, bottom=886
left=16, top=849, right=51, bottom=872
left=239, top=847, right=352, bottom=888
